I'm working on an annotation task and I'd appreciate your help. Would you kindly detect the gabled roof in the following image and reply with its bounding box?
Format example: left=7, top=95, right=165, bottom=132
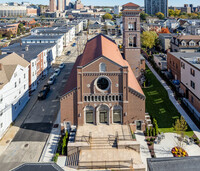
left=0, top=53, right=29, bottom=89
left=61, top=34, right=144, bottom=96
left=123, top=2, right=140, bottom=7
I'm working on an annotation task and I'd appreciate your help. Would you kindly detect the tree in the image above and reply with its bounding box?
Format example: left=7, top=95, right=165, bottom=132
left=141, top=31, right=158, bottom=52
left=168, top=9, right=175, bottom=17
left=35, top=23, right=40, bottom=27
left=18, top=23, right=24, bottom=29
left=156, top=12, right=165, bottom=19
left=153, top=118, right=159, bottom=136
left=174, top=9, right=181, bottom=16
left=102, top=13, right=113, bottom=20
left=159, top=27, right=170, bottom=33
left=140, top=12, right=149, bottom=21
left=173, top=116, right=188, bottom=147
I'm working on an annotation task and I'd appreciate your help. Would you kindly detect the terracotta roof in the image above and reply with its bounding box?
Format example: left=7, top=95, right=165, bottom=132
left=62, top=34, right=144, bottom=96
left=123, top=2, right=140, bottom=7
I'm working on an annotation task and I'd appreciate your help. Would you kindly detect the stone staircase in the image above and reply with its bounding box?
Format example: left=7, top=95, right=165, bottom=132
left=90, top=137, right=117, bottom=149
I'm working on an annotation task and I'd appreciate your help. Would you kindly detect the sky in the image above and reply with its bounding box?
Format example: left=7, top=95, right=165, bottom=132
left=0, top=0, right=199, bottom=7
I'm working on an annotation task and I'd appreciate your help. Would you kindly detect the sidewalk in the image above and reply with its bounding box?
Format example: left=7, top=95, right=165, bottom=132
left=0, top=71, right=52, bottom=156
left=146, top=60, right=200, bottom=140
left=39, top=110, right=61, bottom=162
left=135, top=131, right=151, bottom=171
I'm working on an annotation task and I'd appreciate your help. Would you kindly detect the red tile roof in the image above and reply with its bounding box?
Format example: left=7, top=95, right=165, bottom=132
left=62, top=34, right=144, bottom=96
left=123, top=2, right=140, bottom=7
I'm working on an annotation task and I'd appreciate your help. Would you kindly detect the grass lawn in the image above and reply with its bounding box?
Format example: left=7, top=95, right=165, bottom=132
left=143, top=66, right=193, bottom=137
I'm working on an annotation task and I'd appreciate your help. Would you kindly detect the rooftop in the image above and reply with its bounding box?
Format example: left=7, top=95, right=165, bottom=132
left=123, top=2, right=140, bottom=8
left=22, top=35, right=63, bottom=40
left=62, top=34, right=144, bottom=96
left=2, top=43, right=56, bottom=62
left=147, top=156, right=200, bottom=171
left=11, top=163, right=64, bottom=171
left=181, top=56, right=200, bottom=70
left=168, top=52, right=200, bottom=59
left=173, top=34, right=200, bottom=40
left=0, top=53, right=29, bottom=89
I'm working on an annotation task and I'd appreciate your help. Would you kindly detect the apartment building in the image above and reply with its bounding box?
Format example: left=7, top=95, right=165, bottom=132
left=21, top=35, right=63, bottom=57
left=2, top=43, right=57, bottom=91
left=0, top=53, right=29, bottom=139
left=171, top=35, right=200, bottom=52
left=180, top=56, right=200, bottom=121
left=159, top=34, right=173, bottom=52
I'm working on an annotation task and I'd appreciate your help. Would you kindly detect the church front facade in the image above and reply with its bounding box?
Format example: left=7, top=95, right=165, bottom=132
left=60, top=34, right=146, bottom=131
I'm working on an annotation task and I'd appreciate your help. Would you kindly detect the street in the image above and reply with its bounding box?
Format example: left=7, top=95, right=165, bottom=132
left=0, top=37, right=82, bottom=170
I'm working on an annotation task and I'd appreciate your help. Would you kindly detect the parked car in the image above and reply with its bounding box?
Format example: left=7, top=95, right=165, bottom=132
left=54, top=68, right=61, bottom=76
left=59, top=63, right=65, bottom=69
left=38, top=85, right=50, bottom=100
left=66, top=51, right=71, bottom=55
left=47, top=74, right=56, bottom=85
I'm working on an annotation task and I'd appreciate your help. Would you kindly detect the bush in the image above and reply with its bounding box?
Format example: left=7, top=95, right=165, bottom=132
left=146, top=138, right=150, bottom=142
left=196, top=141, right=200, bottom=145
left=149, top=142, right=153, bottom=146
left=149, top=128, right=152, bottom=137
left=152, top=128, right=155, bottom=137
left=53, top=153, right=59, bottom=162
left=146, top=127, right=149, bottom=136
left=150, top=137, right=155, bottom=142
left=61, top=132, right=69, bottom=155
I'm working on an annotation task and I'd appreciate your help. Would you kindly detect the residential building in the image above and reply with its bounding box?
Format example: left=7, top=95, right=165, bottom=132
left=88, top=23, right=101, bottom=34
left=31, top=26, right=75, bottom=47
left=0, top=25, right=18, bottom=35
left=57, top=0, right=63, bottom=12
left=21, top=35, right=64, bottom=57
left=159, top=33, right=173, bottom=52
left=153, top=54, right=167, bottom=70
left=180, top=56, right=200, bottom=114
left=69, top=20, right=83, bottom=34
left=161, top=19, right=179, bottom=31
left=2, top=43, right=57, bottom=91
left=50, top=0, right=56, bottom=12
left=26, top=7, right=37, bottom=16
left=145, top=0, right=168, bottom=17
left=0, top=53, right=29, bottom=139
left=186, top=25, right=200, bottom=35
left=171, top=35, right=200, bottom=52
left=113, top=5, right=122, bottom=15
left=167, top=52, right=200, bottom=81
left=122, top=2, right=144, bottom=77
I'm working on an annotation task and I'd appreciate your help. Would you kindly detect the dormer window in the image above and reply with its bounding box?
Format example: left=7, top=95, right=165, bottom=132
left=181, top=41, right=186, bottom=46
left=189, top=41, right=196, bottom=46
left=99, top=63, right=106, bottom=72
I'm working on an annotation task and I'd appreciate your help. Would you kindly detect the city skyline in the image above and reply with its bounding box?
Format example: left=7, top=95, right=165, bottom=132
left=0, top=0, right=199, bottom=7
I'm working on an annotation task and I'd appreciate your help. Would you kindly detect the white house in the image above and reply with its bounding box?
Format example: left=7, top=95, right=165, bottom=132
left=0, top=53, right=30, bottom=139
left=2, top=43, right=57, bottom=91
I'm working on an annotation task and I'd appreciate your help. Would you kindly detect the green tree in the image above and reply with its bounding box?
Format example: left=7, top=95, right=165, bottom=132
left=140, top=12, right=149, bottom=20
left=146, top=127, right=149, bottom=136
left=0, top=34, right=2, bottom=38
left=18, top=23, right=24, bottom=29
left=174, top=9, right=181, bottom=16
left=168, top=9, right=175, bottom=17
left=153, top=118, right=159, bottom=136
left=102, top=13, right=113, bottom=20
left=141, top=31, right=158, bottom=52
left=156, top=12, right=165, bottom=19
left=173, top=116, right=188, bottom=135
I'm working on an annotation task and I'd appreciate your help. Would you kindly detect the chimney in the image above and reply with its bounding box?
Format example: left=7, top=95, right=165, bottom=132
left=21, top=54, right=24, bottom=58
left=25, top=45, right=29, bottom=51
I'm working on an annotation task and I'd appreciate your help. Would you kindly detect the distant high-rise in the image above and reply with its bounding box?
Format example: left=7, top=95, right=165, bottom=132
left=57, top=0, right=63, bottom=11
left=64, top=0, right=70, bottom=9
left=145, top=0, right=168, bottom=17
left=49, top=0, right=56, bottom=12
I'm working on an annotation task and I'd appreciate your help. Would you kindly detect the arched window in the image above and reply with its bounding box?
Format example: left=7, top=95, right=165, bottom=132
left=113, top=105, right=122, bottom=123
left=85, top=106, right=94, bottom=124
left=99, top=63, right=106, bottom=72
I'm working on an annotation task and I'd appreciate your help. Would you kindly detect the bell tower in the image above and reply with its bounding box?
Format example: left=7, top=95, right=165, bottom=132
left=122, top=2, right=142, bottom=78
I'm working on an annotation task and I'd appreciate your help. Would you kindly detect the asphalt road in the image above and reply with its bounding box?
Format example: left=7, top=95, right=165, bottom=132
left=0, top=41, right=78, bottom=171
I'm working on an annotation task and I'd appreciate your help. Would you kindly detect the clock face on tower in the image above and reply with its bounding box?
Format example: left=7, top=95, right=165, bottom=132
left=96, top=77, right=109, bottom=90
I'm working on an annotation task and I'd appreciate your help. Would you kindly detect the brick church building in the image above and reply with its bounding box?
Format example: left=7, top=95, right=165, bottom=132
left=60, top=34, right=145, bottom=131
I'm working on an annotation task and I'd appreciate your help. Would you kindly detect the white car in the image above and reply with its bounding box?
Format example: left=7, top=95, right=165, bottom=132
left=54, top=68, right=61, bottom=76
left=47, top=75, right=56, bottom=85
left=59, top=63, right=65, bottom=69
